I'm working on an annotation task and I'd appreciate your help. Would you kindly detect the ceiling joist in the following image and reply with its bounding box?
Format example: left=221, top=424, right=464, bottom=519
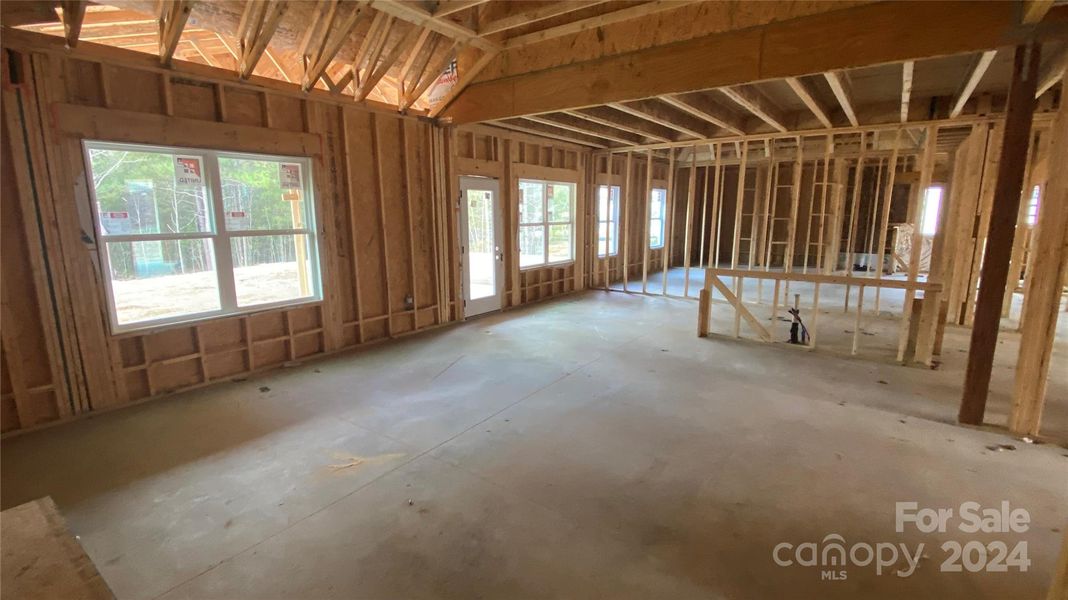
left=950, top=50, right=997, bottom=118
left=823, top=70, right=859, bottom=127
left=901, top=61, right=914, bottom=123
left=661, top=93, right=746, bottom=136
left=525, top=113, right=644, bottom=146
left=610, top=99, right=719, bottom=139
left=563, top=107, right=675, bottom=143
left=785, top=76, right=832, bottom=129
left=718, top=85, right=788, bottom=133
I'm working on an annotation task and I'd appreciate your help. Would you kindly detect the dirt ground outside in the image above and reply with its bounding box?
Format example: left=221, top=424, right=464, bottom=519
left=112, top=262, right=305, bottom=325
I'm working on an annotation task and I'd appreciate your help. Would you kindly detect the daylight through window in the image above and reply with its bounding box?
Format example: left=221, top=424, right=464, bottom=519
left=85, top=141, right=321, bottom=332
left=518, top=179, right=575, bottom=268
left=597, top=185, right=620, bottom=257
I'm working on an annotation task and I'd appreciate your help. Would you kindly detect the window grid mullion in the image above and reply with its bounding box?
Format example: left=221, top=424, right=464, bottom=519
left=204, top=152, right=238, bottom=313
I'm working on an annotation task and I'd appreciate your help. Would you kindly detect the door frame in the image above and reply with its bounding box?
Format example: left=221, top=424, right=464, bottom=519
left=459, top=176, right=504, bottom=318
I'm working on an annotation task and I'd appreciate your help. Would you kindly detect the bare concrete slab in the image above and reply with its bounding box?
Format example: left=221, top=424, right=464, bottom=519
left=2, top=292, right=1065, bottom=599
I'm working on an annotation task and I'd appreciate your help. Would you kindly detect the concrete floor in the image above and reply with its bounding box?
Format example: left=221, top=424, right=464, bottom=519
left=2, top=291, right=1066, bottom=599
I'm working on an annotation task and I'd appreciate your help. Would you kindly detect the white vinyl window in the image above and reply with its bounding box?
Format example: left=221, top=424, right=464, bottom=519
left=649, top=187, right=667, bottom=249
left=597, top=185, right=620, bottom=257
left=518, top=179, right=575, bottom=268
left=1026, top=185, right=1040, bottom=226
left=84, top=141, right=321, bottom=333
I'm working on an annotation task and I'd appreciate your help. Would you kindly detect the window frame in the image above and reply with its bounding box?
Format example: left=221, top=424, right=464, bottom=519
left=649, top=187, right=667, bottom=249
left=83, top=140, right=322, bottom=334
left=517, top=178, right=576, bottom=270
left=596, top=184, right=620, bottom=258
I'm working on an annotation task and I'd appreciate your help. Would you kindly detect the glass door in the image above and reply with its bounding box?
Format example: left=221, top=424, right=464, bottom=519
left=459, top=176, right=503, bottom=317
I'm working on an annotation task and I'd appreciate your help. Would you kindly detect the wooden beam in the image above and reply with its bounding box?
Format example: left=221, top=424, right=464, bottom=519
left=354, top=16, right=396, bottom=97
left=950, top=50, right=997, bottom=118
left=369, top=0, right=499, bottom=52
left=610, top=99, right=718, bottom=139
left=565, top=107, right=675, bottom=142
left=661, top=92, right=746, bottom=135
left=503, top=0, right=700, bottom=49
left=480, top=1, right=610, bottom=36
left=442, top=1, right=1039, bottom=123
left=158, top=0, right=194, bottom=66
left=823, top=70, right=858, bottom=127
left=785, top=76, right=832, bottom=129
left=492, top=119, right=609, bottom=148
left=238, top=0, right=287, bottom=79
left=1036, top=43, right=1067, bottom=97
left=901, top=60, right=914, bottom=123
left=525, top=114, right=644, bottom=145
left=59, top=1, right=87, bottom=49
left=719, top=85, right=788, bottom=132
left=959, top=43, right=1041, bottom=426
left=1010, top=65, right=1067, bottom=436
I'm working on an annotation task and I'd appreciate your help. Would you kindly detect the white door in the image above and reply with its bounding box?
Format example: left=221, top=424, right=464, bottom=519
left=459, top=176, right=504, bottom=317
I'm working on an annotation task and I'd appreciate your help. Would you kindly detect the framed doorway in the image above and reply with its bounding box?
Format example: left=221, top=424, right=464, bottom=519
left=459, top=176, right=504, bottom=317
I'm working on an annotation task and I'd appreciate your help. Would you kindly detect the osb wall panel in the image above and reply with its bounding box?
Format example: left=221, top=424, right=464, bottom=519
left=0, top=38, right=447, bottom=435
left=452, top=126, right=588, bottom=309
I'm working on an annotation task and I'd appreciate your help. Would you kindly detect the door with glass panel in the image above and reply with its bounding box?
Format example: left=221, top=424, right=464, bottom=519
left=459, top=176, right=503, bottom=317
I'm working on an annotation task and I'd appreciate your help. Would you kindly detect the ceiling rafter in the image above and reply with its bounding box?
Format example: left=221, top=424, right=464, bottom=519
left=660, top=92, right=745, bottom=135
left=59, top=0, right=87, bottom=48
left=158, top=0, right=194, bottom=66
left=719, top=85, right=788, bottom=133
left=397, top=27, right=433, bottom=98
left=353, top=13, right=394, bottom=90
left=302, top=2, right=367, bottom=91
left=357, top=22, right=423, bottom=101
left=784, top=76, right=832, bottom=129
left=950, top=50, right=997, bottom=118
left=563, top=107, right=675, bottom=143
left=402, top=41, right=460, bottom=111
left=237, top=0, right=288, bottom=79
left=823, top=70, right=859, bottom=127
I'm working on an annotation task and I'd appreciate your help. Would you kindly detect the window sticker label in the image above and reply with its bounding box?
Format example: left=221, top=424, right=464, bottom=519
left=175, top=156, right=204, bottom=186
left=100, top=211, right=131, bottom=234
left=279, top=163, right=302, bottom=190
left=226, top=210, right=250, bottom=230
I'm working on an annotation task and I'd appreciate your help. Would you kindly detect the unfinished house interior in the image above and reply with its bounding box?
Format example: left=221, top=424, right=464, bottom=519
left=2, top=1, right=1068, bottom=598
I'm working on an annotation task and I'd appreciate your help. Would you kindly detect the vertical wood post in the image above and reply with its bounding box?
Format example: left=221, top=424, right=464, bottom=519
left=959, top=43, right=1040, bottom=425
left=1009, top=71, right=1067, bottom=436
